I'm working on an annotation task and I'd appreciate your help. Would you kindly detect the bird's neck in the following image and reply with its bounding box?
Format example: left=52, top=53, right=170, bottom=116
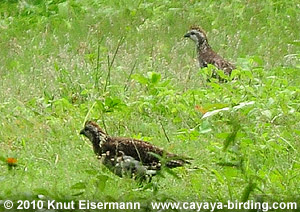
left=197, top=41, right=211, bottom=54
left=91, top=132, right=107, bottom=156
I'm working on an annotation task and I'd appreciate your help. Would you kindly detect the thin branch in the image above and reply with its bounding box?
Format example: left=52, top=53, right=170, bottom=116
left=83, top=101, right=97, bottom=127
left=110, top=36, right=125, bottom=70
left=95, top=36, right=104, bottom=90
left=104, top=36, right=125, bottom=92
left=104, top=54, right=110, bottom=92
left=101, top=116, right=108, bottom=135
left=160, top=121, right=171, bottom=143
left=124, top=60, right=137, bottom=92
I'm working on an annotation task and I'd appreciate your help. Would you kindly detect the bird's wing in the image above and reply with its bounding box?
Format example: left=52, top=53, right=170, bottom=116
left=201, top=50, right=235, bottom=75
left=102, top=137, right=164, bottom=165
left=104, top=137, right=192, bottom=168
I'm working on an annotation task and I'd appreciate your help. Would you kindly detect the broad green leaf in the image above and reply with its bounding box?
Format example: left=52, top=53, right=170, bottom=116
left=71, top=182, right=86, bottom=190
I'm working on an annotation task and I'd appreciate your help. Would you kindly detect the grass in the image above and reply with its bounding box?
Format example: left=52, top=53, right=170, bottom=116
left=0, top=0, right=300, bottom=211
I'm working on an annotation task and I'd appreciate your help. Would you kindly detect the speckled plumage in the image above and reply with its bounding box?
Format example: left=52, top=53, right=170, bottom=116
left=184, top=26, right=235, bottom=79
left=80, top=121, right=191, bottom=178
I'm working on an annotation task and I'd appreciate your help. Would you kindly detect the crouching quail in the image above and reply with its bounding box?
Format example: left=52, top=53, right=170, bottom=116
left=80, top=121, right=191, bottom=180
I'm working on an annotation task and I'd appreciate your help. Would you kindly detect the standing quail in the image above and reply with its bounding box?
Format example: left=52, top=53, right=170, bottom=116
left=184, top=26, right=235, bottom=79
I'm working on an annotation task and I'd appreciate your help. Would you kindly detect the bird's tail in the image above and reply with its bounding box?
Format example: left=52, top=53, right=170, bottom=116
left=166, top=156, right=192, bottom=168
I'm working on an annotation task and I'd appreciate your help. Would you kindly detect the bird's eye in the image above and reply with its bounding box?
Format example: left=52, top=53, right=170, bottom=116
left=190, top=32, right=195, bottom=35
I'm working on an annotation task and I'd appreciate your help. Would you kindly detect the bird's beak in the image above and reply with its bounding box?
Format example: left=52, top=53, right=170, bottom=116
left=79, top=129, right=85, bottom=135
left=184, top=33, right=190, bottom=38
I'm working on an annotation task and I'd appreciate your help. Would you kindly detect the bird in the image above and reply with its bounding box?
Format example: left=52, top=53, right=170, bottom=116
left=80, top=121, right=191, bottom=179
left=99, top=150, right=156, bottom=180
left=184, top=26, right=235, bottom=79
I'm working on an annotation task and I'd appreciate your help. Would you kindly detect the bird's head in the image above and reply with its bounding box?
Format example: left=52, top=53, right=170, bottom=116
left=184, top=26, right=208, bottom=47
left=80, top=121, right=107, bottom=146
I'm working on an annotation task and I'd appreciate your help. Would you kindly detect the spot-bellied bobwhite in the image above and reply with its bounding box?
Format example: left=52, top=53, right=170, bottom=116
left=184, top=26, right=235, bottom=79
left=80, top=121, right=191, bottom=179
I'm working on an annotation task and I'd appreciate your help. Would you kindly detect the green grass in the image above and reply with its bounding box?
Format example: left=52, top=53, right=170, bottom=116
left=0, top=0, right=300, bottom=211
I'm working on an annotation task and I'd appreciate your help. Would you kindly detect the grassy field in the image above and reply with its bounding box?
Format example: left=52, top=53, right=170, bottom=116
left=0, top=0, right=300, bottom=211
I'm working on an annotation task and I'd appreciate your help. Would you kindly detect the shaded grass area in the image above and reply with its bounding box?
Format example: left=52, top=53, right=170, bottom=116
left=0, top=0, right=300, bottom=210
